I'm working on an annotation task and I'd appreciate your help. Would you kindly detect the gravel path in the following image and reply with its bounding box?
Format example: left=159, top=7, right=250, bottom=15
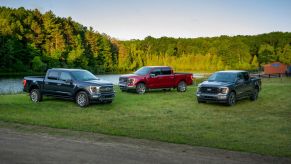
left=0, top=124, right=290, bottom=164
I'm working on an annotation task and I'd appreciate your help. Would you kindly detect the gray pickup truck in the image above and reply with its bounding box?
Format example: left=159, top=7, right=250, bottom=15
left=196, top=70, right=261, bottom=106
left=23, top=68, right=115, bottom=107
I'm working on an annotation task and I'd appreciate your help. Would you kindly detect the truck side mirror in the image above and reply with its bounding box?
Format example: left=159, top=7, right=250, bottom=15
left=65, top=79, right=73, bottom=84
left=236, top=79, right=244, bottom=84
left=150, top=74, right=156, bottom=78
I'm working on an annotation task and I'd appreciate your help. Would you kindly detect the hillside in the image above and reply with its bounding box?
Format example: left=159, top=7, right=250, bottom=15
left=0, top=7, right=291, bottom=73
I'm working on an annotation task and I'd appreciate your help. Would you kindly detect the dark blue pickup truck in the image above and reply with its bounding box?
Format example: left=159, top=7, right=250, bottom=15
left=196, top=70, right=261, bottom=106
left=23, top=68, right=115, bottom=107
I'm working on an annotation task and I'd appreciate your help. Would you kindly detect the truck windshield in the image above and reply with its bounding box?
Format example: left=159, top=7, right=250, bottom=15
left=208, top=72, right=236, bottom=82
left=71, top=70, right=98, bottom=81
left=134, top=67, right=152, bottom=75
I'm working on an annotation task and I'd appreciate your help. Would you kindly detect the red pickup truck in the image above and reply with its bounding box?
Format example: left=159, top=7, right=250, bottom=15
left=119, top=66, right=193, bottom=94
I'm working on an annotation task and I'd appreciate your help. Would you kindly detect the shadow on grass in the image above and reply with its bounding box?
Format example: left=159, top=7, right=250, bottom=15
left=41, top=96, right=115, bottom=109
left=121, top=88, right=182, bottom=95
left=196, top=96, right=256, bottom=108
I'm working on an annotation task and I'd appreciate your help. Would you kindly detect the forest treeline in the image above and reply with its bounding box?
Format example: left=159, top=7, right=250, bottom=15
left=1, top=7, right=291, bottom=74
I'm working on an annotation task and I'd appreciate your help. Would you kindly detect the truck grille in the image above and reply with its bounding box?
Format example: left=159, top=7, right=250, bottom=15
left=100, top=86, right=114, bottom=93
left=200, top=87, right=219, bottom=94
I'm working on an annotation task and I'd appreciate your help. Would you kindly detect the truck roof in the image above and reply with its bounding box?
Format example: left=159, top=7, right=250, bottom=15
left=143, top=66, right=171, bottom=68
left=49, top=68, right=86, bottom=72
left=217, top=70, right=248, bottom=73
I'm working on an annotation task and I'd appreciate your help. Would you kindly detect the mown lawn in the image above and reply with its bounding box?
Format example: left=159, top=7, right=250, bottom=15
left=0, top=78, right=291, bottom=157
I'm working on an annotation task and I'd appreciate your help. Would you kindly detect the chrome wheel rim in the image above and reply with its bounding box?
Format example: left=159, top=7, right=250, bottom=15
left=229, top=93, right=235, bottom=105
left=137, top=84, right=145, bottom=94
left=31, top=91, right=38, bottom=102
left=77, top=93, right=86, bottom=106
left=179, top=82, right=186, bottom=91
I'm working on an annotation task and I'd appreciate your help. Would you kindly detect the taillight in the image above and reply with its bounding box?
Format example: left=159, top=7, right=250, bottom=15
left=23, top=79, right=27, bottom=87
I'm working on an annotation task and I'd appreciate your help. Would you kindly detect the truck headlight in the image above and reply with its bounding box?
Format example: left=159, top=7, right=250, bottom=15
left=128, top=78, right=135, bottom=85
left=219, top=87, right=229, bottom=94
left=89, top=86, right=100, bottom=93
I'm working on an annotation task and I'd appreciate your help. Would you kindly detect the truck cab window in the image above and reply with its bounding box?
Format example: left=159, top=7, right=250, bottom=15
left=237, top=73, right=244, bottom=81
left=161, top=68, right=171, bottom=75
left=242, top=72, right=250, bottom=81
left=151, top=69, right=161, bottom=76
left=59, top=72, right=72, bottom=81
left=47, top=71, right=59, bottom=80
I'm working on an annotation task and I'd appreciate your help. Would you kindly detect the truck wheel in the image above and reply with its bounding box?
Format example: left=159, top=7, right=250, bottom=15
left=177, top=81, right=187, bottom=92
left=227, top=92, right=236, bottom=106
left=250, top=88, right=259, bottom=101
left=136, top=83, right=146, bottom=94
left=76, top=91, right=89, bottom=107
left=30, top=89, right=42, bottom=102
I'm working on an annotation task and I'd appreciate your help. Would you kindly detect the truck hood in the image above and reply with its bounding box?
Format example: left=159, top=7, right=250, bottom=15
left=83, top=79, right=113, bottom=86
left=199, top=81, right=234, bottom=87
left=120, top=74, right=142, bottom=78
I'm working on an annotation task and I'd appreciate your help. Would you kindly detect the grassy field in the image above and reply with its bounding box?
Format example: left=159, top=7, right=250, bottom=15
left=0, top=78, right=290, bottom=157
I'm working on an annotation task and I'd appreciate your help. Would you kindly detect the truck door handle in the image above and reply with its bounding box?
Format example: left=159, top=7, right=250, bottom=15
left=57, top=83, right=61, bottom=86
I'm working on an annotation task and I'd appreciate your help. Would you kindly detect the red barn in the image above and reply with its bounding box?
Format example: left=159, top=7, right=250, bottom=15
left=264, top=62, right=287, bottom=74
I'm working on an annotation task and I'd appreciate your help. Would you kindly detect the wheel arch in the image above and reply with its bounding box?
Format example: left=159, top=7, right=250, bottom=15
left=254, top=85, right=260, bottom=91
left=229, top=89, right=236, bottom=95
left=135, top=81, right=147, bottom=89
left=74, top=89, right=90, bottom=99
left=136, top=81, right=146, bottom=85
left=29, top=84, right=40, bottom=93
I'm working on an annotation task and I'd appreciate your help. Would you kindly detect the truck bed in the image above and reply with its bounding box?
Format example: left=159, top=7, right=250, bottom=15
left=24, top=76, right=45, bottom=80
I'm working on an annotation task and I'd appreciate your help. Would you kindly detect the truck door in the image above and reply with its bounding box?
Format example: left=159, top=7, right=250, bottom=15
left=57, top=71, right=75, bottom=97
left=160, top=67, right=174, bottom=88
left=43, top=70, right=60, bottom=95
left=234, top=73, right=246, bottom=98
left=147, top=68, right=162, bottom=89
left=242, top=72, right=253, bottom=95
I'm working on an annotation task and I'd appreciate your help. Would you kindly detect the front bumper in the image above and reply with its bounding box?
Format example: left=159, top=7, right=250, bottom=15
left=119, top=82, right=136, bottom=91
left=196, top=92, right=229, bottom=103
left=90, top=92, right=115, bottom=102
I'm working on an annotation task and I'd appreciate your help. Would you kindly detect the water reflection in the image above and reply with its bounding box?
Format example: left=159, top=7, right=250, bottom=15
left=0, top=73, right=206, bottom=94
left=0, top=75, right=121, bottom=94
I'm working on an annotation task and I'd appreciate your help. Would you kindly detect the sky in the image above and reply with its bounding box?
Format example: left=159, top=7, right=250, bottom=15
left=0, top=0, right=290, bottom=40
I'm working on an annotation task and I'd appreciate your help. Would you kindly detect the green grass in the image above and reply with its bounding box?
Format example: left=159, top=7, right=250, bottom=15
left=0, top=78, right=291, bottom=157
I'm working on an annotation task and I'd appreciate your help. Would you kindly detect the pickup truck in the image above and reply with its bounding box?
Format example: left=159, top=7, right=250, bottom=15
left=119, top=66, right=193, bottom=94
left=23, top=68, right=115, bottom=107
left=196, top=70, right=261, bottom=106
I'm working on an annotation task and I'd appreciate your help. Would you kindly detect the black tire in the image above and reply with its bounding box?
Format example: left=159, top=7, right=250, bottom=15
left=227, top=92, right=236, bottom=106
left=30, top=89, right=42, bottom=102
left=177, top=81, right=187, bottom=92
left=76, top=91, right=89, bottom=107
left=136, top=83, right=146, bottom=94
left=250, top=88, right=259, bottom=101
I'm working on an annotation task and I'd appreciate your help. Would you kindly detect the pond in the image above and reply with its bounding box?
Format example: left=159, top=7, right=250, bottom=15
left=0, top=73, right=207, bottom=94
left=0, top=74, right=121, bottom=94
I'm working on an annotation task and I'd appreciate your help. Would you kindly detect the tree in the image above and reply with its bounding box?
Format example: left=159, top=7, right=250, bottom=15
left=279, top=44, right=291, bottom=65
left=67, top=35, right=85, bottom=67
left=258, top=44, right=276, bottom=65
left=32, top=56, right=46, bottom=72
